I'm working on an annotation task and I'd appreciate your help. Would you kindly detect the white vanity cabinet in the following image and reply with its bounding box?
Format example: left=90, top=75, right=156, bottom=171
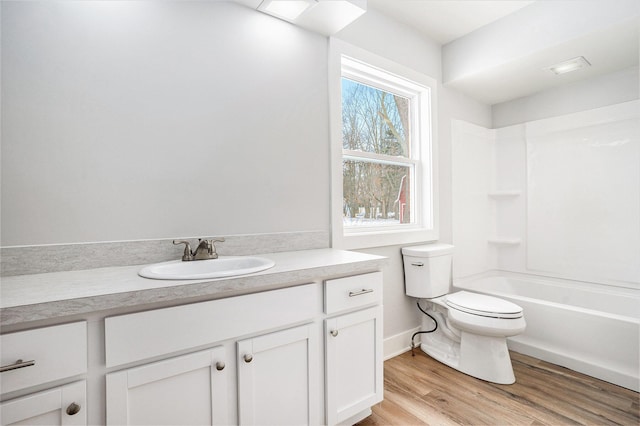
left=324, top=272, right=384, bottom=426
left=106, top=323, right=320, bottom=426
left=0, top=322, right=88, bottom=426
left=104, top=284, right=322, bottom=426
left=1, top=247, right=386, bottom=426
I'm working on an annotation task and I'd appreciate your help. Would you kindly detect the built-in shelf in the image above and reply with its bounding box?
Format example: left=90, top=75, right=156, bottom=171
left=487, top=238, right=521, bottom=246
left=488, top=190, right=522, bottom=198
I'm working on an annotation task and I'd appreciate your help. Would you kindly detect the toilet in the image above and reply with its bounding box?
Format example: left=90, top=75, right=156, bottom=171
left=402, top=243, right=526, bottom=384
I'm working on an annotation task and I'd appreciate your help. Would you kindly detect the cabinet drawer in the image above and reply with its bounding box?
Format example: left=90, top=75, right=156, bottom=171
left=105, top=283, right=321, bottom=368
left=325, top=272, right=382, bottom=315
left=0, top=322, right=87, bottom=394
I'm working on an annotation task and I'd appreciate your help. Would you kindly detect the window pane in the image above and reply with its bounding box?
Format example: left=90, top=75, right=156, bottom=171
left=343, top=159, right=412, bottom=227
left=341, top=78, right=410, bottom=158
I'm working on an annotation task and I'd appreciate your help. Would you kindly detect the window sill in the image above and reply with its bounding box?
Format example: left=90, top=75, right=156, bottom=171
left=337, top=227, right=438, bottom=250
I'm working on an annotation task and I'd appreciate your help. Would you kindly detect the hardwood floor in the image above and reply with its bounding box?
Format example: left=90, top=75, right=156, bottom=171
left=357, top=350, right=639, bottom=426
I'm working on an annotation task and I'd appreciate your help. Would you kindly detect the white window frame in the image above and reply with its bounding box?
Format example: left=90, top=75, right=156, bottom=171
left=329, top=39, right=439, bottom=249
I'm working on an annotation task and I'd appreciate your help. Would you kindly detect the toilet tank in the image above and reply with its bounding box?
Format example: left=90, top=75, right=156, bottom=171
left=402, top=243, right=454, bottom=298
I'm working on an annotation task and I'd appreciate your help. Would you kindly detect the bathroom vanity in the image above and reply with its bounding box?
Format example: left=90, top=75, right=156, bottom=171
left=0, top=248, right=386, bottom=426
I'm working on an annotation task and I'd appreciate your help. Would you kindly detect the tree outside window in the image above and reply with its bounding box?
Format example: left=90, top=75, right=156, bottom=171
left=341, top=78, right=416, bottom=228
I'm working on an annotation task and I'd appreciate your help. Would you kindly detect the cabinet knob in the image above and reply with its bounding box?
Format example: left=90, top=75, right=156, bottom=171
left=330, top=330, right=339, bottom=337
left=243, top=354, right=253, bottom=363
left=215, top=361, right=225, bottom=371
left=66, top=402, right=81, bottom=416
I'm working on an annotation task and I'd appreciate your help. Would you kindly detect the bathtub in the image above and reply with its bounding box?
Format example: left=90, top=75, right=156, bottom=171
left=453, top=272, right=640, bottom=391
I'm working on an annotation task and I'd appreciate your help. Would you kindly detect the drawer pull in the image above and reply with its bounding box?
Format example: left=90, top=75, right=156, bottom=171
left=243, top=354, right=253, bottom=363
left=411, top=262, right=424, bottom=267
left=0, top=359, right=35, bottom=373
left=348, top=288, right=374, bottom=297
left=215, top=361, right=226, bottom=371
left=66, top=402, right=81, bottom=416
left=330, top=330, right=339, bottom=337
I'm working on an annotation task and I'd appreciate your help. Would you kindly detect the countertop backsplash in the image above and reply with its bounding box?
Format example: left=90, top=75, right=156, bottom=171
left=1, top=230, right=330, bottom=277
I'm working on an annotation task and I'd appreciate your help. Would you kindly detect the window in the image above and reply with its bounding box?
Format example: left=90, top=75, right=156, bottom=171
left=329, top=40, right=438, bottom=249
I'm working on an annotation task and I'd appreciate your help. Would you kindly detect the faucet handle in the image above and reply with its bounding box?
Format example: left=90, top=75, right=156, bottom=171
left=202, top=237, right=225, bottom=259
left=173, top=240, right=194, bottom=261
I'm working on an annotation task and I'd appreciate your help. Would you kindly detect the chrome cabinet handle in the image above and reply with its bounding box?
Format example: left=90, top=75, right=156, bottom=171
left=330, top=330, right=339, bottom=337
left=411, top=262, right=424, bottom=267
left=66, top=403, right=81, bottom=416
left=215, top=361, right=225, bottom=371
left=348, top=288, right=374, bottom=297
left=243, top=354, right=253, bottom=363
left=0, top=359, right=35, bottom=373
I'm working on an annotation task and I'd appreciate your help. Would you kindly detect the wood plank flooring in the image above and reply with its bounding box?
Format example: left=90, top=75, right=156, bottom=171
left=357, top=350, right=639, bottom=426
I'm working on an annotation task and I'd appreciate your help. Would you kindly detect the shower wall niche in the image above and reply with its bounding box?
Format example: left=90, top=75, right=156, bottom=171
left=452, top=100, right=640, bottom=288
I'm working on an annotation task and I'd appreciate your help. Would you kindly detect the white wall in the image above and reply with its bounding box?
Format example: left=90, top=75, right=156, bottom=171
left=1, top=1, right=330, bottom=246
left=492, top=66, right=639, bottom=127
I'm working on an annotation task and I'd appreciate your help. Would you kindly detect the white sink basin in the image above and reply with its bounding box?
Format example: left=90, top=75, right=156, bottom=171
left=139, top=256, right=275, bottom=280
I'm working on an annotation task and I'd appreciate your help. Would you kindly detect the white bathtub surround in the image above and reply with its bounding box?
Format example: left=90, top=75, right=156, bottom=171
left=526, top=104, right=639, bottom=285
left=452, top=100, right=640, bottom=287
left=454, top=271, right=640, bottom=392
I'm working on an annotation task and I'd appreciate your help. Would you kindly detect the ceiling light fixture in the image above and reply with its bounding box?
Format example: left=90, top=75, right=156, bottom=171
left=258, top=0, right=317, bottom=22
left=547, top=56, right=591, bottom=75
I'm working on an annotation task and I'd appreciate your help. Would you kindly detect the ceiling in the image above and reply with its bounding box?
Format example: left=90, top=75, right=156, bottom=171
left=240, top=0, right=639, bottom=105
left=367, top=0, right=639, bottom=105
left=368, top=0, right=535, bottom=45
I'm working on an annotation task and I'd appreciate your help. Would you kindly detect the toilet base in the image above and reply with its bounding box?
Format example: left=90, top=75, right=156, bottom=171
left=419, top=309, right=516, bottom=384
left=420, top=333, right=515, bottom=384
left=458, top=331, right=515, bottom=384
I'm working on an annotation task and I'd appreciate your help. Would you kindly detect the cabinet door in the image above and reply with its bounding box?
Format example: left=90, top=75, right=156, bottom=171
left=325, top=306, right=383, bottom=426
left=0, top=380, right=86, bottom=426
left=237, top=323, right=319, bottom=426
left=106, top=346, right=228, bottom=426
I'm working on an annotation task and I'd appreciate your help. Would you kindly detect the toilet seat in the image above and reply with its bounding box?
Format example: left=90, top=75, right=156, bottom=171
left=445, top=291, right=523, bottom=319
left=445, top=291, right=526, bottom=338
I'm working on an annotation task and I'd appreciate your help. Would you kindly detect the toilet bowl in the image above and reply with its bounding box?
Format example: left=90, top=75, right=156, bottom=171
left=402, top=244, right=526, bottom=384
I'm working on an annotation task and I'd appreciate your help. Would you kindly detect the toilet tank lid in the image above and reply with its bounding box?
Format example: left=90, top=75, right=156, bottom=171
left=402, top=243, right=454, bottom=257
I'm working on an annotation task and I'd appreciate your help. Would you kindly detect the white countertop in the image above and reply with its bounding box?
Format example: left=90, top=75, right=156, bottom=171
left=1, top=248, right=386, bottom=327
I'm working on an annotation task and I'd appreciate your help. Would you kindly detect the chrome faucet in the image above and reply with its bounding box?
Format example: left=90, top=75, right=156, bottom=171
left=173, top=238, right=225, bottom=261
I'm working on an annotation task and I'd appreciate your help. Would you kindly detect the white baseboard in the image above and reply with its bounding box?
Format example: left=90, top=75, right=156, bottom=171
left=383, top=326, right=422, bottom=360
